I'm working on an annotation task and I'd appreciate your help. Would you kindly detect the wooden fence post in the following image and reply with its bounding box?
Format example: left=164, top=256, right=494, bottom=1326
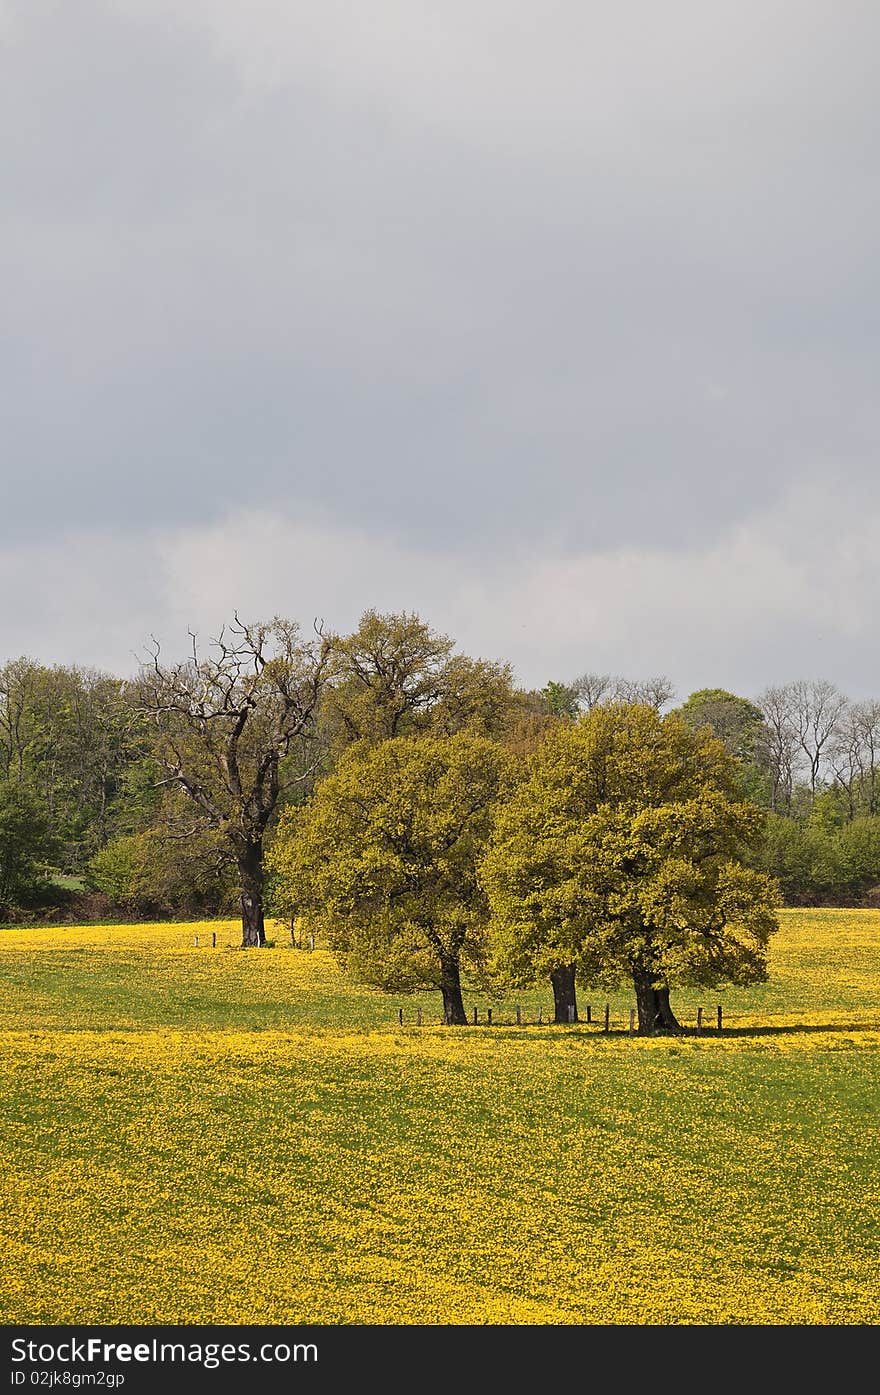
left=629, top=1009, right=635, bottom=1035
left=416, top=1007, right=422, bottom=1027
left=398, top=1008, right=403, bottom=1026
left=538, top=1006, right=543, bottom=1025
left=717, top=1005, right=723, bottom=1032
left=586, top=1004, right=592, bottom=1024
left=308, top=934, right=315, bottom=951
left=194, top=936, right=199, bottom=947
left=487, top=1008, right=492, bottom=1025
left=697, top=1007, right=703, bottom=1035
left=473, top=1006, right=478, bottom=1025
left=212, top=932, right=217, bottom=948
left=604, top=1004, right=610, bottom=1033
left=515, top=1005, right=521, bottom=1026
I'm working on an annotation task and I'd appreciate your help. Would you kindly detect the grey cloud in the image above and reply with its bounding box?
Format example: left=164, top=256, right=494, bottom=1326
left=1, top=0, right=879, bottom=675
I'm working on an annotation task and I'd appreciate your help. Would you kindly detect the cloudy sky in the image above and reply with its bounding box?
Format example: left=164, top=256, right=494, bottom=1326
left=3, top=0, right=879, bottom=697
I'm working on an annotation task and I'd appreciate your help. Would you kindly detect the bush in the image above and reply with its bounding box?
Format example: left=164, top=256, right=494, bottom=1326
left=88, top=828, right=236, bottom=918
left=754, top=812, right=880, bottom=904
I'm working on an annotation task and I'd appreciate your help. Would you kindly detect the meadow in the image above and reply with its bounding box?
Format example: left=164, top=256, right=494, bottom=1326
left=1, top=909, right=878, bottom=1324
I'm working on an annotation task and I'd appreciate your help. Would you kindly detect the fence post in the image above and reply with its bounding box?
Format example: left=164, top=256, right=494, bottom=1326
left=194, top=936, right=199, bottom=947
left=538, top=1006, right=543, bottom=1025
left=398, top=1008, right=403, bottom=1026
left=697, top=1007, right=703, bottom=1035
left=515, top=1005, right=521, bottom=1026
left=717, top=1005, right=723, bottom=1032
left=487, top=1008, right=492, bottom=1025
left=308, top=934, right=315, bottom=951
left=629, top=1009, right=635, bottom=1036
left=586, top=1004, right=591, bottom=1024
left=416, top=1007, right=422, bottom=1027
left=472, top=1006, right=478, bottom=1025
left=212, top=932, right=217, bottom=948
left=604, top=1004, right=610, bottom=1033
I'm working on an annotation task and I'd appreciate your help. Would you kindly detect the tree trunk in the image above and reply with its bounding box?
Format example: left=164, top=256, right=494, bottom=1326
left=439, top=953, right=467, bottom=1025
left=551, top=962, right=578, bottom=1023
left=632, top=965, right=682, bottom=1035
left=238, top=842, right=266, bottom=948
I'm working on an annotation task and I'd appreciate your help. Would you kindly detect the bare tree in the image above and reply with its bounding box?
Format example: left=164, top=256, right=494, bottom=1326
left=139, top=616, right=335, bottom=947
left=789, top=679, right=848, bottom=799
left=829, top=706, right=864, bottom=821
left=614, top=675, right=676, bottom=710
left=569, top=672, right=675, bottom=713
left=0, top=658, right=39, bottom=782
left=570, top=672, right=612, bottom=711
left=756, top=686, right=799, bottom=813
left=831, top=699, right=880, bottom=818
left=853, top=700, right=880, bottom=816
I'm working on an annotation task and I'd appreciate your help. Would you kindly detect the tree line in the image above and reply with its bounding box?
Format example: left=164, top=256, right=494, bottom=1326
left=1, top=613, right=879, bottom=971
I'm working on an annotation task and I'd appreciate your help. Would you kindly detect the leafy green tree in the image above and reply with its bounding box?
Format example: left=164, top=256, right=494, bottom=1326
left=267, top=733, right=518, bottom=1023
left=321, top=610, right=517, bottom=753
left=0, top=659, right=146, bottom=867
left=482, top=703, right=780, bottom=1034
left=677, top=688, right=772, bottom=805
left=429, top=654, right=519, bottom=738
left=540, top=681, right=579, bottom=719
left=677, top=689, right=765, bottom=761
left=0, top=781, right=57, bottom=908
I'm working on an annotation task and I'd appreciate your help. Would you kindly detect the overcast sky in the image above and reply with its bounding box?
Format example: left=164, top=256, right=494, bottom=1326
left=3, top=0, right=879, bottom=697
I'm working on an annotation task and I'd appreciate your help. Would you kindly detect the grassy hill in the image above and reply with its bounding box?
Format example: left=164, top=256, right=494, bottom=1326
left=1, top=909, right=878, bottom=1323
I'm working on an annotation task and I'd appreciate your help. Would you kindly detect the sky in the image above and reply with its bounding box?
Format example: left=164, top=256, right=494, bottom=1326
left=3, top=0, right=879, bottom=698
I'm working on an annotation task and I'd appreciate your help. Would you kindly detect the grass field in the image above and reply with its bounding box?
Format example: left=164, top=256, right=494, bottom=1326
left=1, top=909, right=878, bottom=1324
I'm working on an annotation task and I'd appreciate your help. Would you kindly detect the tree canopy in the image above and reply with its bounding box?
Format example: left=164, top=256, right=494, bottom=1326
left=482, top=703, right=781, bottom=1033
left=320, top=609, right=518, bottom=753
left=0, top=781, right=57, bottom=909
left=267, top=732, right=518, bottom=1023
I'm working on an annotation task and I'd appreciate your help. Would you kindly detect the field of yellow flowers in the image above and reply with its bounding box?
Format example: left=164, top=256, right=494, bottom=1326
left=1, top=909, right=878, bottom=1324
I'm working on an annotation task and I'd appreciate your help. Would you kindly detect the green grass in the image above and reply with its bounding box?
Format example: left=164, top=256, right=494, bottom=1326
left=0, top=910, right=878, bottom=1324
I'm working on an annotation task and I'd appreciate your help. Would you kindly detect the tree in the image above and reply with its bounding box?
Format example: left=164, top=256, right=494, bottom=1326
left=677, top=689, right=764, bottom=759
left=0, top=658, right=146, bottom=867
left=482, top=703, right=780, bottom=1034
left=540, top=681, right=579, bottom=719
left=0, top=781, right=57, bottom=908
left=324, top=610, right=452, bottom=748
left=570, top=672, right=675, bottom=712
left=429, top=654, right=519, bottom=738
left=677, top=688, right=771, bottom=804
left=853, top=701, right=880, bottom=816
left=322, top=610, right=516, bottom=753
left=267, top=733, right=517, bottom=1023
left=789, top=680, right=848, bottom=800
left=829, top=700, right=880, bottom=820
left=570, top=672, right=613, bottom=711
left=139, top=616, right=334, bottom=947
left=755, top=686, right=799, bottom=813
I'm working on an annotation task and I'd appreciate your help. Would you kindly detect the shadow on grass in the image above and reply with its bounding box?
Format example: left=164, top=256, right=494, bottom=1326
left=684, top=1020, right=879, bottom=1038
left=413, top=1019, right=880, bottom=1040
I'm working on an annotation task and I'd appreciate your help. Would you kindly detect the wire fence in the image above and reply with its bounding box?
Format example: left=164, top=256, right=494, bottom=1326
left=393, top=1003, right=880, bottom=1033
left=182, top=936, right=877, bottom=1035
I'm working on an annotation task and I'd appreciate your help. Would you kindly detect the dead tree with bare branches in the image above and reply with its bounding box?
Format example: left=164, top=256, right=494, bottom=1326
left=139, top=616, right=335, bottom=947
